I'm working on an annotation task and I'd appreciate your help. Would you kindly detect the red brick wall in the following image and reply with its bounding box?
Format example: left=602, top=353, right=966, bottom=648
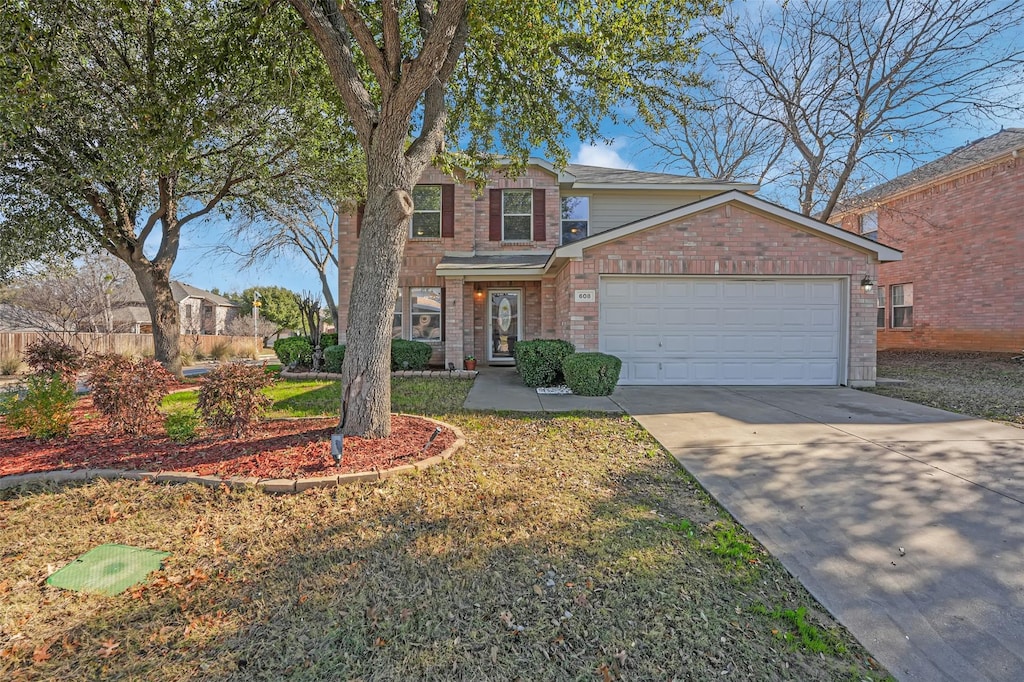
left=838, top=156, right=1024, bottom=352
left=565, top=204, right=879, bottom=384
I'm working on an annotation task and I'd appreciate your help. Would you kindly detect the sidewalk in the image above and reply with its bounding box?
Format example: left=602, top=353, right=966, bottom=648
left=463, top=366, right=622, bottom=413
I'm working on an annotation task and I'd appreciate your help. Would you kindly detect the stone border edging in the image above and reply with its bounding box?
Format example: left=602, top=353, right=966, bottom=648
left=0, top=416, right=466, bottom=495
left=281, top=368, right=478, bottom=380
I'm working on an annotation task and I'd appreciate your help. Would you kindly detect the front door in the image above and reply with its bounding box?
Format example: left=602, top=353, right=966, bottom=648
left=488, top=289, right=522, bottom=363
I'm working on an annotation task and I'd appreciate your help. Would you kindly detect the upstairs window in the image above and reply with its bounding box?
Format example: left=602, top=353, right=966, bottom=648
left=502, top=190, right=533, bottom=241
left=860, top=211, right=878, bottom=241
left=891, top=283, right=913, bottom=328
left=561, top=196, right=589, bottom=244
left=411, top=185, right=442, bottom=238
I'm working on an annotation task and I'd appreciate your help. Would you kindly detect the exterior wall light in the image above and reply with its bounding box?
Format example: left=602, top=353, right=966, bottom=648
left=860, top=276, right=875, bottom=292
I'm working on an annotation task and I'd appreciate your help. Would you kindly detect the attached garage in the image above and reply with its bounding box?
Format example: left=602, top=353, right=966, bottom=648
left=600, top=276, right=844, bottom=385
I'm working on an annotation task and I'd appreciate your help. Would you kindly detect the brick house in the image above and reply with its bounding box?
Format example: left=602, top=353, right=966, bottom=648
left=116, top=281, right=240, bottom=335
left=337, top=161, right=900, bottom=386
left=832, top=129, right=1024, bottom=352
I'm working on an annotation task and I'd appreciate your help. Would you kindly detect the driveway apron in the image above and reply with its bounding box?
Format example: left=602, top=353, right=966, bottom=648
left=615, top=386, right=1024, bottom=682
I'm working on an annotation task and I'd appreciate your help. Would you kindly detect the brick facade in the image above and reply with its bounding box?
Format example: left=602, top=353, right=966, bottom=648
left=337, top=162, right=886, bottom=384
left=837, top=155, right=1024, bottom=352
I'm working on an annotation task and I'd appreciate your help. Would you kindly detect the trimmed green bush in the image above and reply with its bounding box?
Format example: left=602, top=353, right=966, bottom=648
left=3, top=373, right=77, bottom=440
left=320, top=333, right=339, bottom=348
left=562, top=352, right=622, bottom=396
left=324, top=344, right=346, bottom=373
left=514, top=339, right=575, bottom=387
left=391, top=339, right=432, bottom=370
left=273, top=336, right=313, bottom=366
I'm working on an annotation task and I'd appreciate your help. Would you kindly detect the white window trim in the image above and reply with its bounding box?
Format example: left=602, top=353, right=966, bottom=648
left=860, top=210, right=879, bottom=241
left=891, top=283, right=913, bottom=329
left=411, top=185, right=442, bottom=239
left=502, top=189, right=533, bottom=242
left=560, top=195, right=590, bottom=245
left=877, top=287, right=886, bottom=329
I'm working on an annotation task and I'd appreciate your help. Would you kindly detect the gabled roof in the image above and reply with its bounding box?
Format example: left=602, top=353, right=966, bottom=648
left=563, top=163, right=759, bottom=192
left=839, top=128, right=1024, bottom=211
left=170, top=281, right=239, bottom=307
left=555, top=191, right=902, bottom=263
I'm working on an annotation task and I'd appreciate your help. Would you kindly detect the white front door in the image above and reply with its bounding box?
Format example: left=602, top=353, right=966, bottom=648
left=599, top=276, right=844, bottom=385
left=488, top=289, right=522, bottom=363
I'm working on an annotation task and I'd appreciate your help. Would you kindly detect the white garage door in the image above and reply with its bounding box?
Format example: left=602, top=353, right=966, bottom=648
left=599, top=277, right=843, bottom=385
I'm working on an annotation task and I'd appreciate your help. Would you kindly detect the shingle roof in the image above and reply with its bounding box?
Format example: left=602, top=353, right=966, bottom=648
left=564, top=164, right=756, bottom=188
left=170, top=281, right=239, bottom=307
left=841, top=128, right=1024, bottom=210
left=436, top=254, right=551, bottom=270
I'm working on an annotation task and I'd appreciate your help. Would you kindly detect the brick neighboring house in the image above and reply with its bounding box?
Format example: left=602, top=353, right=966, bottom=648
left=833, top=128, right=1024, bottom=352
left=337, top=161, right=900, bottom=386
left=116, top=281, right=241, bottom=335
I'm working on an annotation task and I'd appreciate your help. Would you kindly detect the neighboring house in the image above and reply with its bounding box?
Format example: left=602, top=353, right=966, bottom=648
left=833, top=128, right=1024, bottom=352
left=115, top=281, right=241, bottom=335
left=337, top=161, right=900, bottom=386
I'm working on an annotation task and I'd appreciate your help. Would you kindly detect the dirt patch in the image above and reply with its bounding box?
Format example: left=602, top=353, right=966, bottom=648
left=0, top=398, right=455, bottom=479
left=869, top=350, right=1024, bottom=424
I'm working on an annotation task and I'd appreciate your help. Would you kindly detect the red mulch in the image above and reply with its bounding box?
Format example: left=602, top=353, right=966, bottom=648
left=0, top=397, right=456, bottom=480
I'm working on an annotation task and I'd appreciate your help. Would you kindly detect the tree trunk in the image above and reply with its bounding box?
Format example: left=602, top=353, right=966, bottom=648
left=339, top=157, right=415, bottom=437
left=318, top=267, right=339, bottom=331
left=132, top=264, right=182, bottom=378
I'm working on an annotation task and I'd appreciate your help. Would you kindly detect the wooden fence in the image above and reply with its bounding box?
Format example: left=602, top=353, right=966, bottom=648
left=0, top=332, right=263, bottom=359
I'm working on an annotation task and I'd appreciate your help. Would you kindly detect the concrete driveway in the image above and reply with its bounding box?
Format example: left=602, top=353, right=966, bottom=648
left=614, top=386, right=1024, bottom=682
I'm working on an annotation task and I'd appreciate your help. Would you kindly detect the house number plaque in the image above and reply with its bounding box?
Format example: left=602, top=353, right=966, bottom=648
left=574, top=289, right=596, bottom=303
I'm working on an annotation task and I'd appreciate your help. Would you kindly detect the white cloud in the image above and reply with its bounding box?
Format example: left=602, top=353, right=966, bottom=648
left=572, top=139, right=637, bottom=169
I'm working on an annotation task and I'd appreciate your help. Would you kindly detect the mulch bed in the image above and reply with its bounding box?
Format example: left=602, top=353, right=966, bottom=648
left=0, top=397, right=456, bottom=480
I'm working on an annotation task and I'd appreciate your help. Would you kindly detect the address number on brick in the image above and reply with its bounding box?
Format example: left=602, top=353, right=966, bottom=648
left=574, top=289, right=596, bottom=303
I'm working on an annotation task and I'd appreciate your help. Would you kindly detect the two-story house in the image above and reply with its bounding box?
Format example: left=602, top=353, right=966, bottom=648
left=833, top=128, right=1024, bottom=352
left=337, top=160, right=900, bottom=386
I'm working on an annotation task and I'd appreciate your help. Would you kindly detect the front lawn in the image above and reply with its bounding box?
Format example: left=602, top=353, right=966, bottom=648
left=1, top=378, right=889, bottom=680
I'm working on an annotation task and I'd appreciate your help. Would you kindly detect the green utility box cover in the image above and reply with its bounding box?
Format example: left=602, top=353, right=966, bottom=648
left=46, top=544, right=170, bottom=596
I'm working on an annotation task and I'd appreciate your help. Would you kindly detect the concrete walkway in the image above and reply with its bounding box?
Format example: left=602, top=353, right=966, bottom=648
left=463, top=366, right=622, bottom=412
left=615, top=386, right=1024, bottom=682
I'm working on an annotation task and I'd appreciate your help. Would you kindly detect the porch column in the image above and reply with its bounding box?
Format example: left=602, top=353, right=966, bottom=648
left=444, top=277, right=465, bottom=367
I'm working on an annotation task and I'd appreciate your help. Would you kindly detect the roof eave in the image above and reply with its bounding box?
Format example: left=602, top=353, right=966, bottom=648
left=567, top=182, right=760, bottom=192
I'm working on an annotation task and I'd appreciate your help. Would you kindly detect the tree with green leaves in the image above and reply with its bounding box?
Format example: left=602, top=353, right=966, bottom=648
left=288, top=0, right=721, bottom=438
left=231, top=286, right=304, bottom=333
left=0, top=0, right=353, bottom=376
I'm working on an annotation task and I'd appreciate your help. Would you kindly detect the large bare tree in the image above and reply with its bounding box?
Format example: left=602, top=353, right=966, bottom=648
left=289, top=0, right=720, bottom=437
left=648, top=0, right=1024, bottom=219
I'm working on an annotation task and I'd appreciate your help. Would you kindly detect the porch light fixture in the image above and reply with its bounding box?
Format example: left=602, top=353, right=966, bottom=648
left=474, top=284, right=484, bottom=300
left=860, top=276, right=875, bottom=292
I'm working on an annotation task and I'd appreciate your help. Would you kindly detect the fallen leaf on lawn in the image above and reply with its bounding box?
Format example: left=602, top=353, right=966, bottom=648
left=373, top=637, right=387, bottom=648
left=533, top=584, right=543, bottom=597
left=97, top=639, right=119, bottom=658
left=32, top=640, right=54, bottom=664
left=297, top=594, right=308, bottom=605
left=598, top=662, right=613, bottom=682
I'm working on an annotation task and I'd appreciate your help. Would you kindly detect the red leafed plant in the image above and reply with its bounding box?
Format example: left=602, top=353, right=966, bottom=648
left=197, top=363, right=275, bottom=437
left=23, top=338, right=85, bottom=384
left=87, top=354, right=175, bottom=435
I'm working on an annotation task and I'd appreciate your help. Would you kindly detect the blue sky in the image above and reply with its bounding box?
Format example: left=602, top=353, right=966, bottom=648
left=171, top=116, right=1018, bottom=297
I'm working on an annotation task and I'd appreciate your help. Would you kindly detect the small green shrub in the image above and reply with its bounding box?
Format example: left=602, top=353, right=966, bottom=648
left=561, top=352, right=622, bottom=396
left=273, top=336, right=313, bottom=366
left=513, top=339, right=575, bottom=387
left=1, top=351, right=24, bottom=376
left=23, top=338, right=85, bottom=383
left=391, top=339, right=432, bottom=370
left=320, top=333, right=338, bottom=348
left=197, top=363, right=275, bottom=437
left=324, top=344, right=346, bottom=373
left=165, top=411, right=200, bottom=443
left=3, top=373, right=77, bottom=440
left=87, top=354, right=175, bottom=435
left=209, top=339, right=234, bottom=361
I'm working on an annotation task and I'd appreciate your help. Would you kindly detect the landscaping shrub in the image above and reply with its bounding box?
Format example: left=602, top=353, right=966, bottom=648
left=561, top=352, right=622, bottom=396
left=273, top=336, right=313, bottom=366
left=514, top=339, right=576, bottom=387
left=23, top=338, right=84, bottom=383
left=209, top=339, right=234, bottom=361
left=391, top=339, right=432, bottom=370
left=3, top=373, right=77, bottom=440
left=0, top=351, right=23, bottom=376
left=233, top=342, right=259, bottom=360
left=179, top=348, right=198, bottom=367
left=324, top=344, right=346, bottom=373
left=320, top=333, right=338, bottom=348
left=87, top=354, right=175, bottom=435
left=197, top=363, right=275, bottom=437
